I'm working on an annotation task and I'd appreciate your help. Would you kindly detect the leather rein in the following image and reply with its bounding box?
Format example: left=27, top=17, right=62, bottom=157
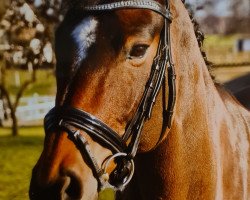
left=44, top=0, right=176, bottom=192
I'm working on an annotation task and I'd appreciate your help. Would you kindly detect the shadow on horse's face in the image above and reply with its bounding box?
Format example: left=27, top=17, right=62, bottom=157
left=29, top=6, right=164, bottom=200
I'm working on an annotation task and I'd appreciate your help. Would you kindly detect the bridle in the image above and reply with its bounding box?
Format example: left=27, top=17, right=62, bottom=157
left=45, top=0, right=176, bottom=193
left=44, top=0, right=176, bottom=193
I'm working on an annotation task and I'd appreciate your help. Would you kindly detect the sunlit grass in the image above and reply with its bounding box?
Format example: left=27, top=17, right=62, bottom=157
left=0, top=127, right=44, bottom=200
left=204, top=34, right=250, bottom=64
left=203, top=34, right=250, bottom=82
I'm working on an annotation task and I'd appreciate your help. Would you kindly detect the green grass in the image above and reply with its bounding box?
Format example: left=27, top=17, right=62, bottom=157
left=0, top=127, right=44, bottom=200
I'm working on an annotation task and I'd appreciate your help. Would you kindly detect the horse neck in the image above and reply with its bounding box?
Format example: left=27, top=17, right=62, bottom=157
left=171, top=2, right=218, bottom=128
left=133, top=1, right=221, bottom=199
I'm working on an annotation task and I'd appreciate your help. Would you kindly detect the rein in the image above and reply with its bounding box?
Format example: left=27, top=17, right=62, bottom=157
left=44, top=0, right=176, bottom=193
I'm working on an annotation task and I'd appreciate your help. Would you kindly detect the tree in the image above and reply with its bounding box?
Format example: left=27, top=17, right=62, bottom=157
left=0, top=0, right=10, bottom=20
left=227, top=0, right=250, bottom=34
left=0, top=0, right=55, bottom=136
left=187, top=0, right=250, bottom=34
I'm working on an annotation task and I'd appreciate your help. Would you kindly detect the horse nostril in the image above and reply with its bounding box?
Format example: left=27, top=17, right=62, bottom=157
left=29, top=169, right=84, bottom=200
left=62, top=170, right=84, bottom=200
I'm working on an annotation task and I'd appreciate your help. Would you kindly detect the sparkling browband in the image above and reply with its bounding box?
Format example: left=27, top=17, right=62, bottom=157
left=81, top=0, right=172, bottom=21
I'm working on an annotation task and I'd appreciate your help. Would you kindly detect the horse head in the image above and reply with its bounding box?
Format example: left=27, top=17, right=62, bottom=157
left=29, top=0, right=175, bottom=199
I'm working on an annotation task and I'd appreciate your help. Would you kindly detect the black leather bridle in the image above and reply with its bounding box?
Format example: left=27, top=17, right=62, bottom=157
left=44, top=0, right=176, bottom=192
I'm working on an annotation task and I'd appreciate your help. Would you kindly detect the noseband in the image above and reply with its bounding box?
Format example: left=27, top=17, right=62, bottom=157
left=45, top=0, right=176, bottom=193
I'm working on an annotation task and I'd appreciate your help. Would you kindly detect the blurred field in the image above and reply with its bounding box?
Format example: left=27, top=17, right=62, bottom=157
left=0, top=127, right=44, bottom=200
left=204, top=34, right=250, bottom=63
left=3, top=69, right=56, bottom=97
left=204, top=34, right=250, bottom=83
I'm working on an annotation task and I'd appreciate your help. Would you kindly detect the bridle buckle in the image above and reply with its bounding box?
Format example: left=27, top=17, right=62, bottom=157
left=102, top=153, right=135, bottom=192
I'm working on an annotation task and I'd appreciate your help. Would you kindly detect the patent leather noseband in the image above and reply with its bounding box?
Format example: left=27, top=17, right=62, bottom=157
left=45, top=0, right=176, bottom=192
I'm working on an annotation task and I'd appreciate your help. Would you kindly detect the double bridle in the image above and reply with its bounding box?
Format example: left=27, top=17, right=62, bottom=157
left=45, top=0, right=176, bottom=193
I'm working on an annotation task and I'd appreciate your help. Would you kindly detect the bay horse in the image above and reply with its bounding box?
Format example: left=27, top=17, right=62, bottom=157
left=29, top=0, right=250, bottom=199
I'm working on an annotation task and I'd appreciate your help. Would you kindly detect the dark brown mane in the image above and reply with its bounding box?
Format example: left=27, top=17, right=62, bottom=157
left=185, top=3, right=214, bottom=78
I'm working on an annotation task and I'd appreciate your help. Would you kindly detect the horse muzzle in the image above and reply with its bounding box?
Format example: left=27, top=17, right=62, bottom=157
left=29, top=164, right=87, bottom=200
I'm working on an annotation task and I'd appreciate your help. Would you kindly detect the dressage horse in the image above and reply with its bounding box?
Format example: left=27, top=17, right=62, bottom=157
left=29, top=0, right=250, bottom=199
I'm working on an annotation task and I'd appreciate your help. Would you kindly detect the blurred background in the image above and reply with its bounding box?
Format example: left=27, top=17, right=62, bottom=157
left=0, top=0, right=249, bottom=199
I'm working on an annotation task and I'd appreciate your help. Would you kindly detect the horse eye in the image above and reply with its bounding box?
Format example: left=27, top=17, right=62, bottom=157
left=129, top=44, right=149, bottom=59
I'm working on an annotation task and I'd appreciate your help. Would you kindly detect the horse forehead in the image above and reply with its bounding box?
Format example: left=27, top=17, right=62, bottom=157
left=72, top=17, right=98, bottom=40
left=70, top=9, right=157, bottom=47
left=116, top=9, right=159, bottom=31
left=71, top=16, right=99, bottom=61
